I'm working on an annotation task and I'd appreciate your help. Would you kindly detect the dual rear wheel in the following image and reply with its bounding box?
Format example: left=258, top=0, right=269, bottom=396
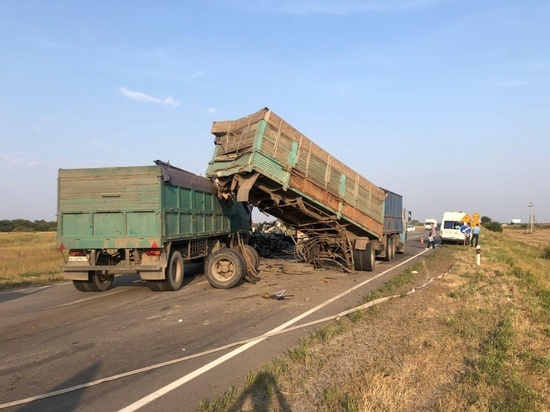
left=72, top=271, right=114, bottom=292
left=353, top=242, right=376, bottom=271
left=383, top=236, right=396, bottom=261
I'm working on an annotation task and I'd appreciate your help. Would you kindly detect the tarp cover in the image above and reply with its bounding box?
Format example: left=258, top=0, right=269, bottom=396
left=154, top=160, right=215, bottom=193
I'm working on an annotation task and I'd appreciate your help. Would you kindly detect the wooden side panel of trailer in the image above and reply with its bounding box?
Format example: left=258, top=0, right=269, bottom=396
left=207, top=108, right=386, bottom=240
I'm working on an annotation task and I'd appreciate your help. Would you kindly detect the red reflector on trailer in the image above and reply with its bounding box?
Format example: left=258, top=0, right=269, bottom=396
left=151, top=241, right=158, bottom=248
left=59, top=243, right=66, bottom=250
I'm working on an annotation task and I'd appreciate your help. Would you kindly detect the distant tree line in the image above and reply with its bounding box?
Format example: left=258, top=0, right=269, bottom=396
left=0, top=219, right=56, bottom=232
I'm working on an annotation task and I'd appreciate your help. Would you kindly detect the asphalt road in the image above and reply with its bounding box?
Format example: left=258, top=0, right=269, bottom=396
left=0, top=232, right=430, bottom=412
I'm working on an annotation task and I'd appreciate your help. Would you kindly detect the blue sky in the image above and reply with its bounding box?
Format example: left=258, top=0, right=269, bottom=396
left=1, top=0, right=549, bottom=224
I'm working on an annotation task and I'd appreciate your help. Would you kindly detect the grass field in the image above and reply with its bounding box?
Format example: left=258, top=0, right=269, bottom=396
left=0, top=232, right=64, bottom=290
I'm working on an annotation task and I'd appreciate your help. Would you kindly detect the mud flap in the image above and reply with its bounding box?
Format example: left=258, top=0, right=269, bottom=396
left=234, top=173, right=260, bottom=202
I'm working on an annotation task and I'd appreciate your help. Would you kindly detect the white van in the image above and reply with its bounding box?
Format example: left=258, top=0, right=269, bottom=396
left=424, top=218, right=437, bottom=230
left=440, top=212, right=467, bottom=244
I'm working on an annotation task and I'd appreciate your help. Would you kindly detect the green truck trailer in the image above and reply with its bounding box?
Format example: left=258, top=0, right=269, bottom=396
left=57, top=160, right=256, bottom=292
left=206, top=108, right=409, bottom=272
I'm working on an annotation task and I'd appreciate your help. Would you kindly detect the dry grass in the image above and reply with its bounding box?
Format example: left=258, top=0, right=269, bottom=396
left=200, top=228, right=550, bottom=411
left=0, top=232, right=64, bottom=290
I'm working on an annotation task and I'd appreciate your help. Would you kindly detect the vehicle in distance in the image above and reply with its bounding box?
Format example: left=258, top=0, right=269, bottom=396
left=440, top=211, right=467, bottom=244
left=406, top=225, right=416, bottom=232
left=424, top=218, right=437, bottom=230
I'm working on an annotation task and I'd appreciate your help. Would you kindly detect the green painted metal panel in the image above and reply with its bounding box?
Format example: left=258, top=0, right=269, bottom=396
left=255, top=119, right=268, bottom=149
left=251, top=152, right=287, bottom=184
left=57, top=163, right=248, bottom=251
left=127, top=212, right=157, bottom=236
left=164, top=185, right=179, bottom=208
left=230, top=203, right=252, bottom=233
left=339, top=174, right=346, bottom=197
left=62, top=213, right=92, bottom=237
left=93, top=213, right=125, bottom=236
left=289, top=141, right=298, bottom=167
left=180, top=188, right=192, bottom=209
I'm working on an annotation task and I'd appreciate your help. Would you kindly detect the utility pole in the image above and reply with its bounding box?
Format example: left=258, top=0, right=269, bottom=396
left=528, top=202, right=535, bottom=233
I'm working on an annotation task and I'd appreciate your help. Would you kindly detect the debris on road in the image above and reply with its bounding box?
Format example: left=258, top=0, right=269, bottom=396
left=261, top=289, right=293, bottom=300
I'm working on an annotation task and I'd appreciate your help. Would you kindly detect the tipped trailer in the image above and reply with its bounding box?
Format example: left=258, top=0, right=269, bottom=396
left=206, top=107, right=408, bottom=272
left=57, top=160, right=256, bottom=292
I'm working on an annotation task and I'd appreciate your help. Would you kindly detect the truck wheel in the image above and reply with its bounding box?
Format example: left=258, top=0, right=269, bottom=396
left=73, top=280, right=93, bottom=292
left=165, top=250, right=185, bottom=291
left=364, top=242, right=376, bottom=271
left=242, top=245, right=260, bottom=270
left=205, top=249, right=245, bottom=289
left=146, top=281, right=162, bottom=291
left=353, top=249, right=363, bottom=271
left=353, top=242, right=376, bottom=271
left=150, top=251, right=185, bottom=291
left=383, top=237, right=393, bottom=261
left=396, top=234, right=405, bottom=254
left=88, top=271, right=114, bottom=292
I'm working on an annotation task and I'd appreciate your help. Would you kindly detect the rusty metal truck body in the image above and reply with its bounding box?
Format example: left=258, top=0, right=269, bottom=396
left=57, top=160, right=254, bottom=291
left=205, top=108, right=407, bottom=271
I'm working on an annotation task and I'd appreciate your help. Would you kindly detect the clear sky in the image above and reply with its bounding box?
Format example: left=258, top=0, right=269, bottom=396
left=1, top=0, right=549, bottom=224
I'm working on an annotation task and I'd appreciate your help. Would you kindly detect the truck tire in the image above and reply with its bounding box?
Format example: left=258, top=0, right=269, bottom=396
left=364, top=242, right=376, bottom=271
left=396, top=235, right=405, bottom=254
left=353, top=242, right=376, bottom=272
left=73, top=280, right=93, bottom=292
left=383, top=237, right=393, bottom=261
left=353, top=250, right=365, bottom=271
left=88, top=271, right=114, bottom=292
left=205, top=249, right=245, bottom=289
left=242, top=244, right=260, bottom=270
left=146, top=281, right=163, bottom=291
left=149, top=251, right=185, bottom=292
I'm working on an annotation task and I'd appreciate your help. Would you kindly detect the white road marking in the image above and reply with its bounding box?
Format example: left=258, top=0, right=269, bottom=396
left=45, top=289, right=129, bottom=309
left=118, top=250, right=427, bottom=411
left=0, top=249, right=430, bottom=410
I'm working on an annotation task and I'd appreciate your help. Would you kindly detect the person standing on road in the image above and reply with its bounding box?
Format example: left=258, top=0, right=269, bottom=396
left=471, top=223, right=481, bottom=247
left=427, top=222, right=436, bottom=249
left=466, top=222, right=472, bottom=245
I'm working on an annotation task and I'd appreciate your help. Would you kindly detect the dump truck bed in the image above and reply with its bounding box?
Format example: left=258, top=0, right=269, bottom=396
left=206, top=108, right=386, bottom=240
left=57, top=161, right=233, bottom=250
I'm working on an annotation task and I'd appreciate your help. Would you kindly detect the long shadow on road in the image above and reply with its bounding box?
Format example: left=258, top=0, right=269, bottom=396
left=11, top=362, right=101, bottom=412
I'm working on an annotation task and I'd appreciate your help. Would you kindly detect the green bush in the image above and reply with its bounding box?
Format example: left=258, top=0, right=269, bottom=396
left=483, top=222, right=503, bottom=232
left=542, top=245, right=550, bottom=260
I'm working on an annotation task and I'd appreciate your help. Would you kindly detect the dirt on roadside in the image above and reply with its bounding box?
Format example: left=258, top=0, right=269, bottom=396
left=270, top=249, right=461, bottom=411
